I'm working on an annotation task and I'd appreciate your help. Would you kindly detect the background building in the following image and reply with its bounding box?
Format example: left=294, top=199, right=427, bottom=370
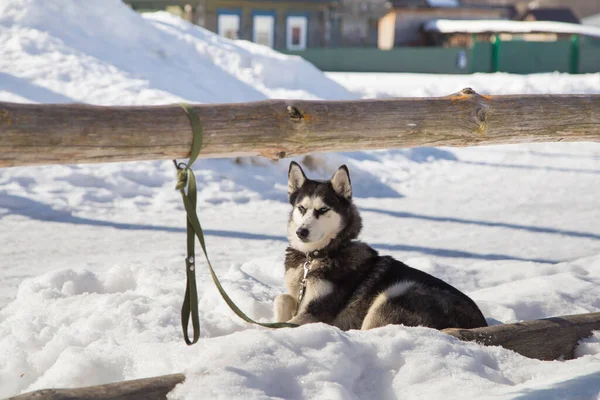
left=336, top=0, right=388, bottom=46
left=460, top=0, right=600, bottom=19
left=126, top=0, right=338, bottom=49
left=521, top=7, right=581, bottom=24
left=379, top=0, right=515, bottom=48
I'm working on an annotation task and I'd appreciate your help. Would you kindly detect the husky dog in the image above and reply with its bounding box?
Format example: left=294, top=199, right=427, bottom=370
left=274, top=161, right=487, bottom=330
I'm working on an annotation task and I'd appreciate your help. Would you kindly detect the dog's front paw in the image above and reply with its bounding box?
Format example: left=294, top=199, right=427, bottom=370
left=288, top=312, right=319, bottom=326
left=274, top=294, right=296, bottom=322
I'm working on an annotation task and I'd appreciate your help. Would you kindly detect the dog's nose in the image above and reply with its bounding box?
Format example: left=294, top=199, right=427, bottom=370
left=296, top=228, right=309, bottom=240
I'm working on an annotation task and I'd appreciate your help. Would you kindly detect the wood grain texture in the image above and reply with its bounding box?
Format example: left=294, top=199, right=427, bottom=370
left=443, top=312, right=600, bottom=361
left=1, top=89, right=600, bottom=167
left=6, top=373, right=185, bottom=400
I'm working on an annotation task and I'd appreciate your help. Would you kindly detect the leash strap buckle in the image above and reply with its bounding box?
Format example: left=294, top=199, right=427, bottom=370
left=295, top=258, right=312, bottom=315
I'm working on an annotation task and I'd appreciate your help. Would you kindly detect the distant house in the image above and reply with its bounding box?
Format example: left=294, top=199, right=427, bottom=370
left=125, top=0, right=338, bottom=49
left=462, top=0, right=600, bottom=21
left=521, top=7, right=581, bottom=24
left=336, top=0, right=389, bottom=47
left=378, top=0, right=515, bottom=49
left=422, top=18, right=600, bottom=46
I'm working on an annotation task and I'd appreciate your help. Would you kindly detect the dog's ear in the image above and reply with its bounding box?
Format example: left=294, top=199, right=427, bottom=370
left=288, top=161, right=307, bottom=196
left=331, top=165, right=352, bottom=199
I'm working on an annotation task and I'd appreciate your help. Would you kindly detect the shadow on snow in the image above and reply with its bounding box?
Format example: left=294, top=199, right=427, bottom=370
left=1, top=194, right=560, bottom=264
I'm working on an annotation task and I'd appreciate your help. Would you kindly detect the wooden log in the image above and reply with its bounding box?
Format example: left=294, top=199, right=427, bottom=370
left=7, top=373, right=185, bottom=400
left=1, top=89, right=599, bottom=167
left=443, top=312, right=600, bottom=361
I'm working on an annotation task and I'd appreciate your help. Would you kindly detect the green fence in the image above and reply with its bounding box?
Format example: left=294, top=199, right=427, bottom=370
left=471, top=42, right=493, bottom=73
left=579, top=37, right=600, bottom=74
left=280, top=47, right=473, bottom=74
left=279, top=38, right=600, bottom=74
left=495, top=40, right=573, bottom=74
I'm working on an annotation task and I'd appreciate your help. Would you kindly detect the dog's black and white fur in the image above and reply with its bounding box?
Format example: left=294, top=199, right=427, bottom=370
left=274, top=161, right=487, bottom=330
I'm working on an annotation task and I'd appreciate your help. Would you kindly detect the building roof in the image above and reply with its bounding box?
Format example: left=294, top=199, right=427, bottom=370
left=126, top=0, right=337, bottom=6
left=389, top=0, right=517, bottom=18
left=427, top=0, right=459, bottom=7
left=423, top=19, right=600, bottom=39
left=522, top=8, right=581, bottom=24
left=390, top=0, right=459, bottom=8
left=583, top=13, right=600, bottom=28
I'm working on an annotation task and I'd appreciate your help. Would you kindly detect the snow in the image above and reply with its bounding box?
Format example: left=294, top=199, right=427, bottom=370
left=326, top=71, right=600, bottom=98
left=1, top=1, right=600, bottom=399
left=424, top=19, right=600, bottom=39
left=0, top=0, right=352, bottom=105
left=427, top=0, right=460, bottom=8
left=583, top=13, right=600, bottom=28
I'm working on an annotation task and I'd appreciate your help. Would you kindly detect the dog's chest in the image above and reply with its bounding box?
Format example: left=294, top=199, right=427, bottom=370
left=284, top=258, right=320, bottom=294
left=285, top=261, right=333, bottom=310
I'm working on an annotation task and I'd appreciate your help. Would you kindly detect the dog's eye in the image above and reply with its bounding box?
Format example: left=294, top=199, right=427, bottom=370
left=298, top=206, right=306, bottom=214
left=318, top=207, right=330, bottom=214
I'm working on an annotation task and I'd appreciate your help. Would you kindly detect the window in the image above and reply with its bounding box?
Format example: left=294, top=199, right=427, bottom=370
left=253, top=15, right=275, bottom=48
left=291, top=27, right=301, bottom=46
left=218, top=14, right=240, bottom=40
left=286, top=16, right=307, bottom=50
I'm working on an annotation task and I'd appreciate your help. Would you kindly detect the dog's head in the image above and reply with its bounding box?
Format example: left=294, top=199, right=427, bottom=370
left=286, top=161, right=361, bottom=253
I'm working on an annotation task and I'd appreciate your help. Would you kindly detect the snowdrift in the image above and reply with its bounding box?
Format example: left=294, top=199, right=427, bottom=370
left=0, top=0, right=352, bottom=105
left=1, top=255, right=599, bottom=398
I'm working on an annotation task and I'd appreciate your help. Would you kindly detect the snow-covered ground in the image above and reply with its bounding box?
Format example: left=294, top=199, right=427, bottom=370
left=1, top=1, right=600, bottom=399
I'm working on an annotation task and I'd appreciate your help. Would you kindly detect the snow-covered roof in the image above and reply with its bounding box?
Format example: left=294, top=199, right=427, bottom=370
left=423, top=19, right=600, bottom=39
left=427, top=0, right=459, bottom=7
left=583, top=13, right=600, bottom=28
left=390, top=0, right=459, bottom=7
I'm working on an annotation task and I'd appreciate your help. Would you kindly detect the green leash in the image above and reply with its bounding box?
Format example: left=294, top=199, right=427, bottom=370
left=175, top=104, right=297, bottom=345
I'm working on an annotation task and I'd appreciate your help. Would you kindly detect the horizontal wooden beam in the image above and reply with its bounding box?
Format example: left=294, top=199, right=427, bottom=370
left=1, top=89, right=600, bottom=167
left=443, top=311, right=600, bottom=361
left=7, top=373, right=185, bottom=400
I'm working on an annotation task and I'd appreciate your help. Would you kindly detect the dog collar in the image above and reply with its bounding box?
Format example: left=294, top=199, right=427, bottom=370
left=306, top=249, right=327, bottom=260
